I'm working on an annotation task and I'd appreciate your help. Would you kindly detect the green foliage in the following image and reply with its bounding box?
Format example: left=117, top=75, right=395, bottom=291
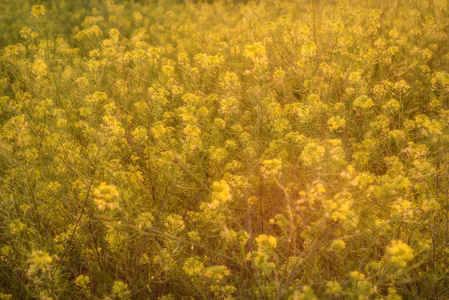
left=1, top=0, right=449, bottom=298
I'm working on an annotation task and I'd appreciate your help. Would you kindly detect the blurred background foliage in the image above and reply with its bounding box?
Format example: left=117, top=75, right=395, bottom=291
left=1, top=0, right=100, bottom=46
left=0, top=0, right=257, bottom=47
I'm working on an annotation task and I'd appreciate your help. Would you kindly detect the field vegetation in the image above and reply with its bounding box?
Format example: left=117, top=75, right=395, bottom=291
left=1, top=0, right=449, bottom=298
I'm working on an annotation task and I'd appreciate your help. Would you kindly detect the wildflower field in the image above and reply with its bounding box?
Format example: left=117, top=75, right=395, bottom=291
left=1, top=0, right=449, bottom=298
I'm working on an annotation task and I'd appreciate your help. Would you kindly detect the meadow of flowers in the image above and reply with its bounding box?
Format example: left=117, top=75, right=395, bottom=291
left=1, top=0, right=449, bottom=298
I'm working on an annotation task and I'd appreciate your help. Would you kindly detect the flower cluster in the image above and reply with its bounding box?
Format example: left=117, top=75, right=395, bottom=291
left=93, top=182, right=120, bottom=211
left=386, top=240, right=415, bottom=267
left=0, top=0, right=447, bottom=299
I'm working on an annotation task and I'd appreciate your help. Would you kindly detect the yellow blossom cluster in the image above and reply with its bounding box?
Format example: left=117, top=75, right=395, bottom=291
left=0, top=0, right=448, bottom=299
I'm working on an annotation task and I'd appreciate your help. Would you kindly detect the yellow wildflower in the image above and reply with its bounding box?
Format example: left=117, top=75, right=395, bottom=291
left=31, top=5, right=46, bottom=18
left=386, top=240, right=414, bottom=267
